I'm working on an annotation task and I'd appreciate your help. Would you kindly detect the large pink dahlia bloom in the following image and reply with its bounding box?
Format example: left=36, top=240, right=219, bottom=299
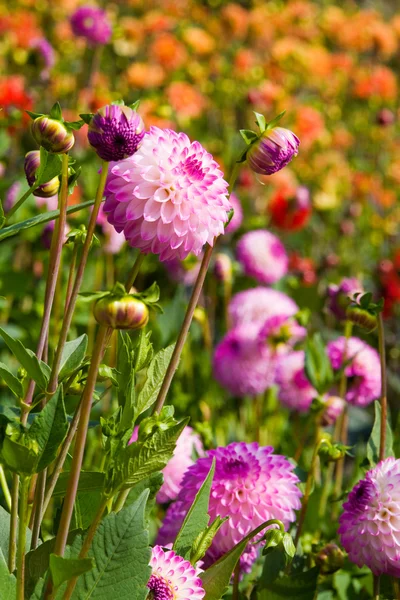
left=236, top=229, right=288, bottom=284
left=148, top=545, right=205, bottom=600
left=104, top=127, right=230, bottom=261
left=339, top=457, right=400, bottom=577
left=327, top=336, right=381, bottom=407
left=228, top=287, right=298, bottom=328
left=158, top=442, right=302, bottom=569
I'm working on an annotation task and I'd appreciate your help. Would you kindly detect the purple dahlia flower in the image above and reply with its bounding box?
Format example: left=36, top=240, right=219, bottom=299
left=339, top=457, right=400, bottom=577
left=228, top=287, right=298, bottom=327
left=327, top=336, right=381, bottom=407
left=29, top=38, right=55, bottom=79
left=327, top=277, right=364, bottom=321
left=104, top=127, right=230, bottom=261
left=158, top=442, right=302, bottom=570
left=87, top=104, right=145, bottom=162
left=236, top=230, right=288, bottom=284
left=149, top=545, right=205, bottom=600
left=70, top=5, right=112, bottom=45
left=247, top=126, right=299, bottom=176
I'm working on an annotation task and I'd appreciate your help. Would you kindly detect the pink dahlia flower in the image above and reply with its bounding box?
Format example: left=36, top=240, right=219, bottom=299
left=262, top=314, right=306, bottom=355
left=158, top=442, right=302, bottom=570
left=70, top=5, right=112, bottom=45
left=321, top=396, right=345, bottom=427
left=247, top=126, right=300, bottom=176
left=104, top=127, right=230, bottom=261
left=148, top=545, right=205, bottom=600
left=236, top=230, right=288, bottom=284
left=228, top=287, right=298, bottom=328
left=339, top=457, right=400, bottom=577
left=275, top=351, right=317, bottom=412
left=225, top=192, right=243, bottom=234
left=157, top=426, right=203, bottom=503
left=327, top=336, right=381, bottom=407
left=213, top=322, right=276, bottom=397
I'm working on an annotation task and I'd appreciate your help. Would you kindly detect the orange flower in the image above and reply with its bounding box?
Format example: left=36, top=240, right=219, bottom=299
left=182, top=27, right=215, bottom=55
left=221, top=3, right=249, bottom=40
left=167, top=81, right=207, bottom=119
left=125, top=62, right=165, bottom=89
left=353, top=66, right=397, bottom=101
left=234, top=49, right=258, bottom=76
left=294, top=106, right=325, bottom=148
left=150, top=33, right=187, bottom=71
left=0, top=10, right=41, bottom=48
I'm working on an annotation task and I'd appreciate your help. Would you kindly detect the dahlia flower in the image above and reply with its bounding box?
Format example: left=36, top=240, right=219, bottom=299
left=327, top=336, right=381, bottom=407
left=213, top=322, right=276, bottom=397
left=275, top=351, right=317, bottom=412
left=87, top=104, right=145, bottom=162
left=225, top=192, right=243, bottom=233
left=339, top=457, right=400, bottom=577
left=236, top=230, right=288, bottom=284
left=247, top=126, right=299, bottom=176
left=262, top=314, right=306, bottom=354
left=29, top=38, right=55, bottom=79
left=228, top=287, right=298, bottom=327
left=327, top=277, right=364, bottom=321
left=148, top=545, right=205, bottom=600
left=321, top=396, right=345, bottom=427
left=70, top=5, right=112, bottom=45
left=104, top=127, right=230, bottom=261
left=24, top=150, right=60, bottom=198
left=158, top=442, right=302, bottom=570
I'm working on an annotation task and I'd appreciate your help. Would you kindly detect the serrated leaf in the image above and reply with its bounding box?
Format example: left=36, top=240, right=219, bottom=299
left=134, top=329, right=153, bottom=372
left=59, top=334, right=88, bottom=380
left=135, top=344, right=175, bottom=419
left=0, top=547, right=16, bottom=596
left=0, top=327, right=49, bottom=390
left=366, top=401, right=394, bottom=466
left=50, top=554, right=94, bottom=589
left=52, top=471, right=105, bottom=497
left=71, top=491, right=151, bottom=599
left=257, top=567, right=320, bottom=600
left=0, top=361, right=23, bottom=397
left=173, top=459, right=215, bottom=559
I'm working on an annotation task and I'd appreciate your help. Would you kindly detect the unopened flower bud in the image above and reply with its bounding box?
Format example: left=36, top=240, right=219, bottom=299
left=346, top=306, right=377, bottom=332
left=87, top=104, right=145, bottom=161
left=319, top=441, right=347, bottom=463
left=320, top=396, right=345, bottom=427
left=24, top=150, right=60, bottom=198
left=214, top=253, right=232, bottom=283
left=31, top=116, right=74, bottom=154
left=376, top=108, right=395, bottom=127
left=93, top=294, right=149, bottom=330
left=315, top=543, right=344, bottom=574
left=247, top=126, right=299, bottom=176
left=327, top=278, right=364, bottom=321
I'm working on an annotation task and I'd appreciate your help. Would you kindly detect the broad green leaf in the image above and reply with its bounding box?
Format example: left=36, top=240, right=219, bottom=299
left=72, top=491, right=103, bottom=532
left=134, top=329, right=153, bottom=372
left=1, top=436, right=39, bottom=474
left=58, top=334, right=88, bottom=380
left=257, top=567, right=320, bottom=600
left=135, top=344, right=175, bottom=419
left=0, top=505, right=32, bottom=562
left=0, top=199, right=96, bottom=243
left=201, top=535, right=249, bottom=599
left=71, top=490, right=151, bottom=600
left=0, top=327, right=49, bottom=390
left=49, top=554, right=94, bottom=589
left=52, top=471, right=105, bottom=497
left=366, top=401, right=394, bottom=466
left=0, top=361, right=23, bottom=397
left=27, top=387, right=68, bottom=472
left=258, top=548, right=286, bottom=589
left=37, top=153, right=62, bottom=185
left=0, top=547, right=16, bottom=596
left=125, top=472, right=163, bottom=521
left=173, top=459, right=215, bottom=559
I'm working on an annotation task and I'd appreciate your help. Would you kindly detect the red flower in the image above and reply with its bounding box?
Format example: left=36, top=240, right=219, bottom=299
left=269, top=186, right=311, bottom=231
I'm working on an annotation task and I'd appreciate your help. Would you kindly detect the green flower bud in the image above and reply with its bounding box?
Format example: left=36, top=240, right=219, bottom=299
left=31, top=116, right=75, bottom=154
left=346, top=306, right=377, bottom=332
left=94, top=294, right=149, bottom=330
left=315, top=543, right=345, bottom=574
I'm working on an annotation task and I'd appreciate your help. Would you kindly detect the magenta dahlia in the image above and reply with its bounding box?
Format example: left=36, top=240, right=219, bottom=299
left=104, top=127, right=230, bottom=261
left=262, top=314, right=306, bottom=354
left=275, top=351, right=317, bottom=412
left=339, top=457, right=400, bottom=577
left=327, top=336, right=381, bottom=407
left=228, top=287, right=298, bottom=328
left=158, top=442, right=302, bottom=570
left=236, top=230, right=288, bottom=284
left=327, top=277, right=364, bottom=321
left=247, top=126, right=300, bottom=176
left=148, top=545, right=205, bottom=600
left=70, top=5, right=112, bottom=45
left=213, top=322, right=276, bottom=397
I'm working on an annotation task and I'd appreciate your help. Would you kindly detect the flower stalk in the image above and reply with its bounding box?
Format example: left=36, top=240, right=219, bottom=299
left=377, top=313, right=387, bottom=462
left=16, top=476, right=30, bottom=600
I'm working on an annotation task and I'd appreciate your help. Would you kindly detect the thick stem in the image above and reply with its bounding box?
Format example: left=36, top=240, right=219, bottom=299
left=0, top=465, right=11, bottom=511
left=153, top=243, right=214, bottom=414
left=30, top=470, right=46, bottom=550
left=373, top=574, right=380, bottom=600
left=51, top=326, right=109, bottom=561
left=47, top=162, right=109, bottom=396
left=377, top=313, right=387, bottom=462
left=125, top=252, right=145, bottom=291
left=8, top=474, right=19, bottom=572
left=64, top=244, right=78, bottom=315
left=16, top=476, right=29, bottom=600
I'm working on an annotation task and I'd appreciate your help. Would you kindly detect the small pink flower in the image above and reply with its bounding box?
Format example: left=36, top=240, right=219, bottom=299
left=229, top=287, right=299, bottom=327
left=236, top=230, right=288, bottom=284
left=275, top=351, right=317, bottom=412
left=148, top=545, right=205, bottom=599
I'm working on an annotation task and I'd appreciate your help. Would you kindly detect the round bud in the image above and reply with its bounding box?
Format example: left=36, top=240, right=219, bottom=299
left=346, top=306, right=377, bottom=332
left=93, top=295, right=149, bottom=330
left=24, top=150, right=60, bottom=198
left=31, top=116, right=74, bottom=154
left=315, top=543, right=344, bottom=574
left=247, top=126, right=299, bottom=176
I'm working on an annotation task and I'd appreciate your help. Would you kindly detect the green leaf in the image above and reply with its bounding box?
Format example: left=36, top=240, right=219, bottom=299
left=135, top=344, right=175, bottom=419
left=99, top=364, right=119, bottom=387
left=173, top=459, right=215, bottom=559
left=190, top=516, right=228, bottom=565
left=0, top=199, right=96, bottom=243
left=49, top=102, right=62, bottom=120
left=201, top=535, right=249, bottom=599
left=52, top=471, right=105, bottom=497
left=134, top=330, right=153, bottom=372
left=1, top=436, right=39, bottom=474
left=71, top=491, right=151, bottom=599
left=0, top=198, right=5, bottom=230
left=266, top=110, right=286, bottom=130
left=125, top=472, right=163, bottom=521
left=366, top=401, right=394, bottom=466
left=304, top=334, right=333, bottom=395
left=49, top=554, right=94, bottom=589
left=79, top=113, right=93, bottom=125
left=239, top=129, right=259, bottom=145
left=0, top=361, right=23, bottom=397
left=27, top=387, right=68, bottom=472
left=254, top=112, right=267, bottom=132
left=0, top=547, right=16, bottom=596
left=37, top=154, right=62, bottom=185
left=0, top=505, right=32, bottom=562
left=257, top=567, right=320, bottom=600
left=258, top=548, right=286, bottom=589
left=78, top=291, right=109, bottom=302
left=0, top=327, right=49, bottom=390
left=34, top=147, right=49, bottom=184
left=59, top=334, right=88, bottom=381
left=129, top=100, right=140, bottom=111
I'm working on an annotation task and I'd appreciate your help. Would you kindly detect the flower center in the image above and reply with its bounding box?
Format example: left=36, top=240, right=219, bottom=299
left=147, top=574, right=175, bottom=600
left=350, top=479, right=375, bottom=512
left=223, top=457, right=250, bottom=478
left=182, top=156, right=205, bottom=182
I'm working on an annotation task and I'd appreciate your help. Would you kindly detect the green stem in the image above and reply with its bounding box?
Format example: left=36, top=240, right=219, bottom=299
left=294, top=429, right=321, bottom=548
left=16, top=476, right=30, bottom=600
left=64, top=243, right=79, bottom=314
left=374, top=574, right=380, bottom=600
left=113, top=488, right=130, bottom=513
left=0, top=465, right=11, bottom=511
left=30, top=470, right=46, bottom=550
left=377, top=313, right=387, bottom=462
left=125, top=252, right=145, bottom=291
left=5, top=185, right=37, bottom=222
left=8, top=474, right=18, bottom=572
